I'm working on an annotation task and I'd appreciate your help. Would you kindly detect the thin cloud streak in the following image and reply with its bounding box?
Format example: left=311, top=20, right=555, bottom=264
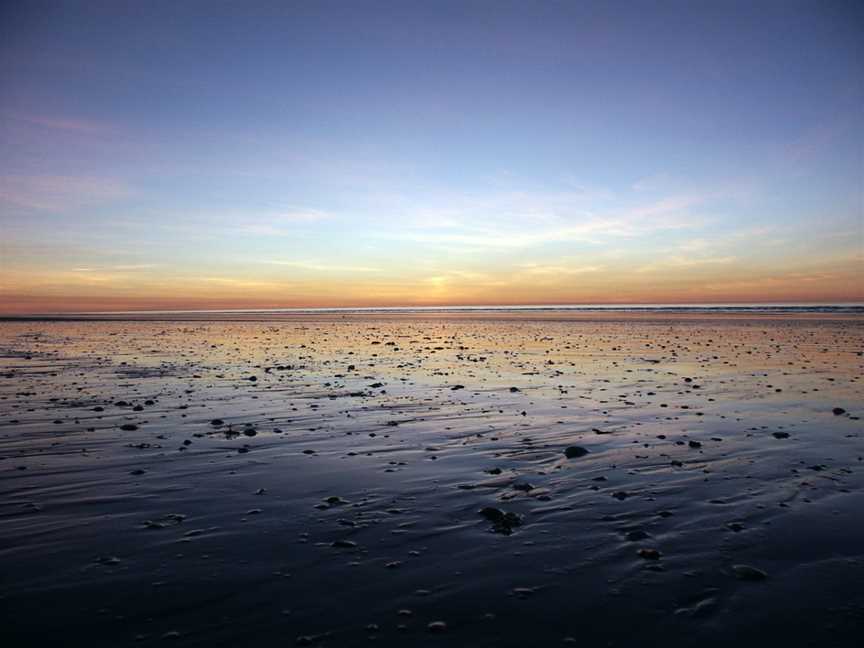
left=0, top=175, right=131, bottom=211
left=265, top=261, right=383, bottom=273
left=380, top=193, right=706, bottom=249
left=20, top=115, right=109, bottom=134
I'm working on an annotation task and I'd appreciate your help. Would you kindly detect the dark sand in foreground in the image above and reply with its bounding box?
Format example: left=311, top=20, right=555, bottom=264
left=1, top=314, right=862, bottom=647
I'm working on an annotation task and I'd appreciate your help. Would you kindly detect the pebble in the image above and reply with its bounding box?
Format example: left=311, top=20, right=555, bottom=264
left=638, top=548, right=662, bottom=560
left=479, top=507, right=523, bottom=534
left=563, top=446, right=589, bottom=459
left=732, top=564, right=768, bottom=581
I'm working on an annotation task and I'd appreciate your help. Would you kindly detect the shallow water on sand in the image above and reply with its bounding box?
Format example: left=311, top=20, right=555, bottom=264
left=1, top=316, right=862, bottom=647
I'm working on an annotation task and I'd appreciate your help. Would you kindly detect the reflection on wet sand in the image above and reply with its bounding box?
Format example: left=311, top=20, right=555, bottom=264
left=1, top=315, right=862, bottom=646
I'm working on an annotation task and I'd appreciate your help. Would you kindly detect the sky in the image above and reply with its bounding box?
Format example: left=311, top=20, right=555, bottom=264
left=1, top=0, right=862, bottom=313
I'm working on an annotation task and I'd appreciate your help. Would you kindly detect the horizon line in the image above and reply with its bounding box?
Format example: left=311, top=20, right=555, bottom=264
left=3, top=301, right=864, bottom=319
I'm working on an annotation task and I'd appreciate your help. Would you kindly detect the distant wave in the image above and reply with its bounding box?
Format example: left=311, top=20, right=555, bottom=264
left=4, top=304, right=864, bottom=320
left=68, top=303, right=864, bottom=315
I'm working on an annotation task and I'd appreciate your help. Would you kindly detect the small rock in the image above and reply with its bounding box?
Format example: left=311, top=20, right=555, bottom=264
left=479, top=507, right=522, bottom=535
left=732, top=564, right=767, bottom=581
left=564, top=446, right=589, bottom=459
left=331, top=539, right=358, bottom=549
left=638, top=548, right=662, bottom=560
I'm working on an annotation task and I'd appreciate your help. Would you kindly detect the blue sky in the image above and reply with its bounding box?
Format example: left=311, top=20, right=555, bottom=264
left=1, top=0, right=862, bottom=311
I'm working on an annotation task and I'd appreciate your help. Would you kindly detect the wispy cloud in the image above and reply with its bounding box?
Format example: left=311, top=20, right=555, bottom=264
left=636, top=255, right=736, bottom=273
left=198, top=277, right=282, bottom=289
left=0, top=175, right=130, bottom=211
left=380, top=192, right=705, bottom=249
left=265, top=260, right=382, bottom=273
left=419, top=270, right=508, bottom=290
left=271, top=210, right=330, bottom=223
left=72, top=264, right=157, bottom=272
left=785, top=115, right=853, bottom=165
left=231, top=209, right=333, bottom=236
left=676, top=238, right=711, bottom=253
left=20, top=115, right=109, bottom=134
left=517, top=263, right=603, bottom=276
left=631, top=173, right=675, bottom=192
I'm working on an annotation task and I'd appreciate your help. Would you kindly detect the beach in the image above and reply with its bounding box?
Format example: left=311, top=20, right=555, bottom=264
left=1, top=312, right=862, bottom=647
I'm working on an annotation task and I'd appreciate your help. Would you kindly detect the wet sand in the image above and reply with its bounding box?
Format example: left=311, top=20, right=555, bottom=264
left=1, top=315, right=862, bottom=647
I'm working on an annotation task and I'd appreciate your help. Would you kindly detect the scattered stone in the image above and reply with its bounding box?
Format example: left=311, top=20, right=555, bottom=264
left=479, top=507, right=523, bottom=535
left=564, top=446, right=589, bottom=459
left=638, top=548, right=662, bottom=560
left=142, top=513, right=186, bottom=529
left=732, top=564, right=768, bottom=581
